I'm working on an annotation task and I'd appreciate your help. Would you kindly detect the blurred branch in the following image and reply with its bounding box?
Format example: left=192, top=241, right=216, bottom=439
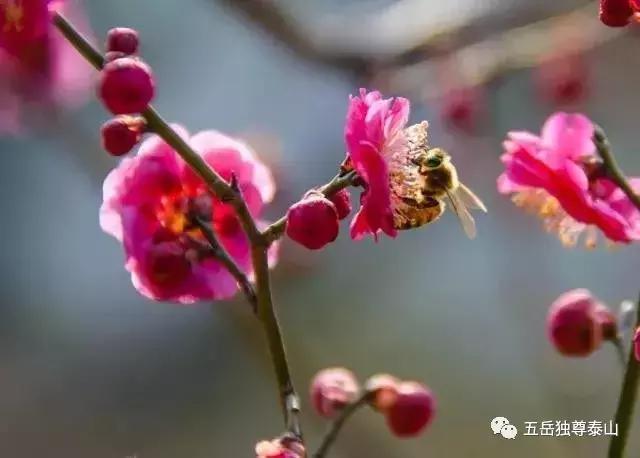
left=384, top=2, right=624, bottom=98
left=592, top=128, right=640, bottom=458
left=313, top=392, right=372, bottom=458
left=607, top=292, right=640, bottom=458
left=215, top=0, right=589, bottom=73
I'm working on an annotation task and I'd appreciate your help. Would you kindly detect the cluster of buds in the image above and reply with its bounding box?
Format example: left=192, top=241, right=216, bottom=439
left=547, top=289, right=618, bottom=357
left=309, top=367, right=436, bottom=438
left=98, top=28, right=153, bottom=156
left=285, top=189, right=352, bottom=250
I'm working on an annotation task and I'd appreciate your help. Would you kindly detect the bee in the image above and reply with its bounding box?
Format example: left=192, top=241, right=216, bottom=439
left=390, top=122, right=487, bottom=238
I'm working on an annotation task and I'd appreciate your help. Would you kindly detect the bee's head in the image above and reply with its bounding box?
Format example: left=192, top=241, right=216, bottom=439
left=413, top=148, right=458, bottom=195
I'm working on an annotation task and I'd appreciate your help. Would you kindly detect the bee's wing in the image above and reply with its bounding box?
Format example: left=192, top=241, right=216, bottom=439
left=445, top=188, right=477, bottom=239
left=457, top=182, right=487, bottom=213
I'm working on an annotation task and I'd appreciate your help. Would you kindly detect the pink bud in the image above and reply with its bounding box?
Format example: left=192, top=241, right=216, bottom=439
left=100, top=116, right=145, bottom=156
left=99, top=57, right=155, bottom=115
left=310, top=367, right=360, bottom=418
left=106, top=27, right=140, bottom=55
left=594, top=303, right=618, bottom=341
left=365, top=373, right=400, bottom=412
left=536, top=53, right=588, bottom=106
left=547, top=289, right=603, bottom=357
left=634, top=327, right=640, bottom=362
left=255, top=437, right=305, bottom=458
left=385, top=381, right=436, bottom=438
left=599, top=0, right=633, bottom=27
left=328, top=189, right=352, bottom=220
left=286, top=191, right=339, bottom=250
left=440, top=86, right=483, bottom=133
left=147, top=242, right=191, bottom=288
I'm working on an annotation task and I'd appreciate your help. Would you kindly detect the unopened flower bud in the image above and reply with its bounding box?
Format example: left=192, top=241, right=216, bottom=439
left=365, top=373, right=400, bottom=412
left=106, top=27, right=140, bottom=55
left=310, top=367, right=360, bottom=418
left=99, top=57, right=155, bottom=115
left=599, top=0, right=633, bottom=27
left=328, top=189, right=352, bottom=220
left=547, top=289, right=603, bottom=357
left=100, top=115, right=145, bottom=156
left=385, top=381, right=436, bottom=438
left=286, top=191, right=339, bottom=250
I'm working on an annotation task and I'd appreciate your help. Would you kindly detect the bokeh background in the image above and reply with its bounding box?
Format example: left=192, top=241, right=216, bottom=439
left=1, top=0, right=640, bottom=457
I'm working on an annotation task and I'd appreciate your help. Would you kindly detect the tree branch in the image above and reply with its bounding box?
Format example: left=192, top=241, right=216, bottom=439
left=386, top=2, right=624, bottom=99
left=53, top=11, right=302, bottom=439
left=313, top=392, right=372, bottom=458
left=592, top=127, right=640, bottom=458
left=193, top=217, right=257, bottom=311
left=216, top=0, right=609, bottom=74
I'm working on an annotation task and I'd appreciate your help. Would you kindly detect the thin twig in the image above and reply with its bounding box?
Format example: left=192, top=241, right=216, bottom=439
left=193, top=217, right=257, bottom=311
left=593, top=125, right=640, bottom=211
left=593, top=127, right=640, bottom=458
left=262, top=170, right=359, bottom=244
left=608, top=292, right=640, bottom=458
left=313, top=392, right=372, bottom=458
left=53, top=12, right=302, bottom=438
left=251, top=243, right=302, bottom=438
left=612, top=338, right=627, bottom=369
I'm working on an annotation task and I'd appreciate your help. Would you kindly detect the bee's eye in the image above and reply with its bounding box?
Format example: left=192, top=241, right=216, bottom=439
left=425, top=156, right=442, bottom=168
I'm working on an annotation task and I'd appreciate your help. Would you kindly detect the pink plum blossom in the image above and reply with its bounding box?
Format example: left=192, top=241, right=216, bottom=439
left=0, top=0, right=93, bottom=134
left=344, top=89, right=410, bottom=240
left=100, top=126, right=277, bottom=304
left=497, top=112, right=640, bottom=247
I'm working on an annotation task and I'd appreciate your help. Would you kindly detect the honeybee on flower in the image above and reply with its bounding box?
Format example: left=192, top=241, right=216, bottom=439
left=343, top=89, right=486, bottom=240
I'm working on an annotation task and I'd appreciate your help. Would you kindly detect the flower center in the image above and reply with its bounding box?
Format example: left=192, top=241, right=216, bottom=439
left=2, top=0, right=24, bottom=32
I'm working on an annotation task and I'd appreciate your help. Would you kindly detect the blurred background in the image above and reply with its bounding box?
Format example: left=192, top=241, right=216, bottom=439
left=1, top=0, right=640, bottom=456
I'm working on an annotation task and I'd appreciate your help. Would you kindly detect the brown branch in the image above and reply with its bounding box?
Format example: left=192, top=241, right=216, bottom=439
left=382, top=2, right=624, bottom=99
left=54, top=12, right=302, bottom=439
left=592, top=127, right=640, bottom=458
left=215, top=0, right=583, bottom=72
left=312, top=392, right=372, bottom=458
left=193, top=217, right=257, bottom=311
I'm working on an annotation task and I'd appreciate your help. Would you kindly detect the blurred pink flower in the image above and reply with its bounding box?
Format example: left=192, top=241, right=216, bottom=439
left=100, top=126, right=277, bottom=304
left=310, top=367, right=360, bottom=418
left=344, top=89, right=410, bottom=240
left=0, top=0, right=93, bottom=134
left=255, top=437, right=305, bottom=458
left=498, top=112, right=640, bottom=247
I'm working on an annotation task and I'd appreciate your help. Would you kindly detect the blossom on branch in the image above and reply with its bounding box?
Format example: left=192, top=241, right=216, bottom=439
left=497, top=112, right=640, bottom=247
left=100, top=126, right=277, bottom=303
